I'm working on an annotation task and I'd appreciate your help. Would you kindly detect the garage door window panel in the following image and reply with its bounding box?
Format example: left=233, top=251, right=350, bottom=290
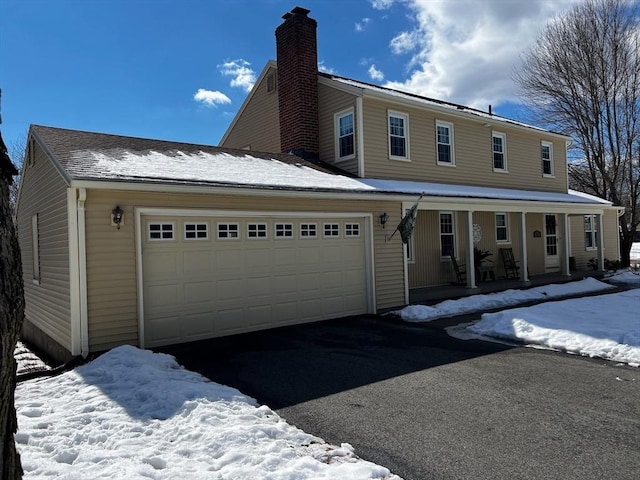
left=300, top=223, right=317, bottom=238
left=217, top=223, right=239, bottom=239
left=184, top=222, right=209, bottom=240
left=275, top=223, right=294, bottom=239
left=324, top=223, right=340, bottom=237
left=345, top=223, right=360, bottom=237
left=149, top=222, right=175, bottom=241
left=248, top=223, right=268, bottom=239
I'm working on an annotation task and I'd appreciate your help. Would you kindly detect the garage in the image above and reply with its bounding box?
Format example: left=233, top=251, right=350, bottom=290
left=139, top=211, right=372, bottom=347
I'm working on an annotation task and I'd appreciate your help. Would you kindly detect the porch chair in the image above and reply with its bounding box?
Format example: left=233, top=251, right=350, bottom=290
left=450, top=253, right=467, bottom=285
left=499, top=247, right=520, bottom=279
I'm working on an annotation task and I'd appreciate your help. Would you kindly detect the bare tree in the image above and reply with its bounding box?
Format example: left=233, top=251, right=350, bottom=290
left=6, top=134, right=26, bottom=216
left=0, top=89, right=25, bottom=479
left=515, top=0, right=640, bottom=266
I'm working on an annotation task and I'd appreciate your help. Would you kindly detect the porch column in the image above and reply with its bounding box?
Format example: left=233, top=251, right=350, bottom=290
left=560, top=213, right=571, bottom=277
left=597, top=213, right=605, bottom=271
left=519, top=212, right=529, bottom=283
left=465, top=210, right=477, bottom=289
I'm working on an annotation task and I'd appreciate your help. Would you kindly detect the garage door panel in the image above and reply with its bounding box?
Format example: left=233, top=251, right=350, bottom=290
left=143, top=215, right=368, bottom=348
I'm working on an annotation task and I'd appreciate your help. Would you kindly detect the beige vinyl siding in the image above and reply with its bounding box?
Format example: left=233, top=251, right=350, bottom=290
left=318, top=82, right=359, bottom=175
left=361, top=97, right=568, bottom=192
left=569, top=210, right=620, bottom=270
left=84, top=189, right=405, bottom=352
left=525, top=213, right=546, bottom=276
left=16, top=142, right=72, bottom=351
left=219, top=66, right=281, bottom=152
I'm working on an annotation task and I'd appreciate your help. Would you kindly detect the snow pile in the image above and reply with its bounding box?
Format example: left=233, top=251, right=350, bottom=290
left=467, top=289, right=640, bottom=367
left=606, top=269, right=640, bottom=286
left=16, top=345, right=400, bottom=480
left=396, top=277, right=614, bottom=322
left=15, top=341, right=51, bottom=375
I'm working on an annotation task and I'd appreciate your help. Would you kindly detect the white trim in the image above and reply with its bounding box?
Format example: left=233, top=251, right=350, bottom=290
left=77, top=188, right=89, bottom=357
left=356, top=96, right=365, bottom=177
left=388, top=110, right=410, bottom=161
left=67, top=189, right=81, bottom=356
left=492, top=131, right=507, bottom=172
left=31, top=213, right=40, bottom=284
left=436, top=120, right=455, bottom=166
left=334, top=108, right=356, bottom=162
left=135, top=208, right=377, bottom=347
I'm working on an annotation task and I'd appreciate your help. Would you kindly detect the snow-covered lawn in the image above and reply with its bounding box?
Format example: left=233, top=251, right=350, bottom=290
left=15, top=341, right=51, bottom=376
left=397, top=272, right=640, bottom=367
left=15, top=346, right=400, bottom=480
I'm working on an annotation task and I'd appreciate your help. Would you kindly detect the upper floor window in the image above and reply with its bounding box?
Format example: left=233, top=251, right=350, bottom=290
left=439, top=212, right=455, bottom=257
left=335, top=110, right=355, bottom=160
left=388, top=111, right=409, bottom=160
left=541, top=141, right=554, bottom=176
left=495, top=213, right=509, bottom=243
left=584, top=215, right=597, bottom=249
left=492, top=132, right=507, bottom=171
left=436, top=120, right=454, bottom=165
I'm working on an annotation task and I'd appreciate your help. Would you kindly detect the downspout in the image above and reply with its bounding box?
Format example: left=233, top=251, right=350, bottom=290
left=356, top=96, right=365, bottom=178
left=77, top=188, right=89, bottom=357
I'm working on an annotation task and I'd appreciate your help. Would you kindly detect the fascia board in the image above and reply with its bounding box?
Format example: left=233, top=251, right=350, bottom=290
left=318, top=76, right=364, bottom=96
left=30, top=129, right=73, bottom=184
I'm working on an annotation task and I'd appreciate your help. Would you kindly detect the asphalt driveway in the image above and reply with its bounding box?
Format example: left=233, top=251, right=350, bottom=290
left=160, top=315, right=640, bottom=480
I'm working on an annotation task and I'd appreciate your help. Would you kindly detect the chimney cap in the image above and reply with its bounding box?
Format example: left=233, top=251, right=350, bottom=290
left=282, top=6, right=311, bottom=20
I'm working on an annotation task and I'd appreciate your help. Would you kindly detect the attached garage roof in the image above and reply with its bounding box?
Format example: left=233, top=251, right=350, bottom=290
left=30, top=125, right=610, bottom=206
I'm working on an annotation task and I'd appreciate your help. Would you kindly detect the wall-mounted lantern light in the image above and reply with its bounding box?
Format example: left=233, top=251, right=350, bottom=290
left=111, top=206, right=124, bottom=229
left=379, top=212, right=388, bottom=228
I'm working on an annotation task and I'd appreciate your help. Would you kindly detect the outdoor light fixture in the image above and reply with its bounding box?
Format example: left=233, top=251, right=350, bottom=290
left=111, top=206, right=124, bottom=229
left=379, top=212, right=388, bottom=228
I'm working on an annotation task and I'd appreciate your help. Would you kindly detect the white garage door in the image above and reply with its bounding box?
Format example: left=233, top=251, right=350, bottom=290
left=141, top=214, right=369, bottom=347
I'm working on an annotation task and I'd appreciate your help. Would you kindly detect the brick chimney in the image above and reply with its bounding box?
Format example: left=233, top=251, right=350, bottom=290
left=275, top=6, right=319, bottom=160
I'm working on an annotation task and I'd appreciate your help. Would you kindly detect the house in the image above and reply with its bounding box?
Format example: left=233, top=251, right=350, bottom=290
left=16, top=7, right=621, bottom=363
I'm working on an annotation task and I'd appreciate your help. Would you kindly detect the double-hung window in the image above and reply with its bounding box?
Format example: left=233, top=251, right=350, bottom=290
left=439, top=212, right=455, bottom=257
left=495, top=213, right=509, bottom=243
left=541, top=141, right=553, bottom=176
left=335, top=109, right=355, bottom=160
left=436, top=120, right=454, bottom=165
left=492, top=132, right=507, bottom=171
left=584, top=215, right=597, bottom=249
left=388, top=111, right=409, bottom=160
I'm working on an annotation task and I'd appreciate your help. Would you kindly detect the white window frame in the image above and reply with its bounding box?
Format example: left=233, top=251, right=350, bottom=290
left=345, top=223, right=360, bottom=237
left=492, top=131, right=507, bottom=172
left=323, top=223, right=340, bottom=238
left=584, top=215, right=598, bottom=250
left=247, top=222, right=268, bottom=239
left=300, top=223, right=317, bottom=238
left=495, top=213, right=510, bottom=243
left=541, top=141, right=554, bottom=177
left=31, top=214, right=40, bottom=284
left=439, top=211, right=455, bottom=258
left=217, top=223, right=240, bottom=240
left=436, top=120, right=455, bottom=166
left=275, top=223, right=294, bottom=239
left=335, top=108, right=355, bottom=161
left=148, top=222, right=175, bottom=241
left=388, top=110, right=409, bottom=161
left=184, top=222, right=209, bottom=240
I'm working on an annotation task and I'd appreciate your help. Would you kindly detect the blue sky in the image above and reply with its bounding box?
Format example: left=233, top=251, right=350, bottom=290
left=1, top=0, right=578, bottom=162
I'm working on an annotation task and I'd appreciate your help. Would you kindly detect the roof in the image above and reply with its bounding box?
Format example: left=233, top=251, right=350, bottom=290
left=29, top=125, right=608, bottom=206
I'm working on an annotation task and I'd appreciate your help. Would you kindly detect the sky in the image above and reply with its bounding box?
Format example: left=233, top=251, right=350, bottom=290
left=1, top=0, right=581, bottom=163
left=14, top=272, right=640, bottom=478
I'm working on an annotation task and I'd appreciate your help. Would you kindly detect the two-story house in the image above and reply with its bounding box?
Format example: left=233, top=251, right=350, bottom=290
left=15, top=7, right=620, bottom=363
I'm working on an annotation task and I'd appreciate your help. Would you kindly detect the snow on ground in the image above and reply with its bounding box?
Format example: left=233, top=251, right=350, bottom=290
left=395, top=277, right=615, bottom=322
left=15, top=341, right=51, bottom=375
left=15, top=345, right=400, bottom=480
left=606, top=269, right=640, bottom=285
left=465, top=288, right=640, bottom=367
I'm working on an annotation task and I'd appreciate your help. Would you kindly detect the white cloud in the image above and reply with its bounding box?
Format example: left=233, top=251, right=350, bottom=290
left=355, top=17, right=371, bottom=32
left=318, top=61, right=336, bottom=74
left=371, top=0, right=395, bottom=10
left=218, top=59, right=256, bottom=92
left=193, top=89, right=231, bottom=107
left=368, top=64, right=385, bottom=81
left=384, top=0, right=580, bottom=109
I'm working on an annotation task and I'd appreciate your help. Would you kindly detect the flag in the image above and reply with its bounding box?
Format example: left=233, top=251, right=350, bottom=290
left=389, top=194, right=422, bottom=244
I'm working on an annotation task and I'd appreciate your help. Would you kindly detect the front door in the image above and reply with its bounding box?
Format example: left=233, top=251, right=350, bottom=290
left=544, top=214, right=560, bottom=271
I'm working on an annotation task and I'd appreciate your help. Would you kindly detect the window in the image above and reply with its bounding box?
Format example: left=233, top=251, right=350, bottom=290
left=324, top=223, right=340, bottom=237
left=439, top=212, right=455, bottom=257
left=335, top=110, right=355, bottom=160
left=541, top=141, right=553, bottom=176
left=275, top=223, right=293, bottom=238
left=31, top=214, right=40, bottom=283
left=184, top=222, right=208, bottom=240
left=300, top=223, right=317, bottom=238
left=584, top=215, right=598, bottom=249
left=495, top=213, right=509, bottom=243
left=148, top=222, right=174, bottom=240
left=247, top=223, right=268, bottom=239
left=436, top=121, right=454, bottom=165
left=388, top=111, right=409, bottom=160
left=345, top=223, right=360, bottom=237
left=217, top=223, right=239, bottom=239
left=492, top=132, right=507, bottom=171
